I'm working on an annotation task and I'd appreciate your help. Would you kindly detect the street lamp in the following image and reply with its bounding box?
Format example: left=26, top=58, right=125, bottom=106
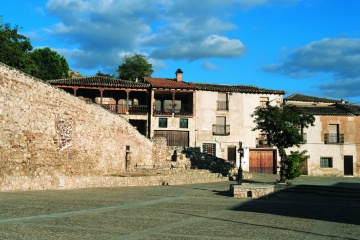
left=237, top=141, right=244, bottom=185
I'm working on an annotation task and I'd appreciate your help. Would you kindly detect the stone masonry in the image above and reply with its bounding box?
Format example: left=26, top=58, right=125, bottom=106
left=0, top=63, right=167, bottom=191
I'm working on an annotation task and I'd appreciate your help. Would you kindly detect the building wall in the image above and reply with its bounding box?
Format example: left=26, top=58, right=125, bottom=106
left=195, top=90, right=283, bottom=169
left=289, top=116, right=359, bottom=176
left=149, top=90, right=196, bottom=147
left=0, top=63, right=162, bottom=190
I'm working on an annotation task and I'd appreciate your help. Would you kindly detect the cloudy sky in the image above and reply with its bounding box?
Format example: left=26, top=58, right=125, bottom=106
left=2, top=0, right=360, bottom=104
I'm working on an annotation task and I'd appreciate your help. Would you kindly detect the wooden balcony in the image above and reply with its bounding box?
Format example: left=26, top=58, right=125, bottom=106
left=102, top=104, right=148, bottom=115
left=153, top=104, right=193, bottom=117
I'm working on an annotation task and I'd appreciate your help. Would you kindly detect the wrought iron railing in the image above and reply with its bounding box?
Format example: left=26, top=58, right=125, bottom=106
left=324, top=133, right=344, bottom=144
left=212, top=124, right=230, bottom=135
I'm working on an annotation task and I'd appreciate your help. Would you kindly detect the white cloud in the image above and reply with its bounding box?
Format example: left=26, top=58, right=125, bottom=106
left=151, top=35, right=246, bottom=60
left=44, top=0, right=295, bottom=74
left=263, top=37, right=360, bottom=100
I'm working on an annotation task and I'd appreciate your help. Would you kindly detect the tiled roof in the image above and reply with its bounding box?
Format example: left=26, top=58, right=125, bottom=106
left=285, top=93, right=344, bottom=103
left=336, top=103, right=360, bottom=115
left=48, top=76, right=150, bottom=88
left=298, top=103, right=360, bottom=116
left=192, top=83, right=286, bottom=94
left=143, top=77, right=195, bottom=89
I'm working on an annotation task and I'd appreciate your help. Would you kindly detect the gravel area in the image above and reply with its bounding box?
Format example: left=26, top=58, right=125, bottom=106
left=0, top=174, right=359, bottom=239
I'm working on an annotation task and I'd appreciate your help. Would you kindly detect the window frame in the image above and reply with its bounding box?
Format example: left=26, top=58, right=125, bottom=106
left=158, top=118, right=168, bottom=128
left=179, top=118, right=188, bottom=128
left=320, top=157, right=333, bottom=168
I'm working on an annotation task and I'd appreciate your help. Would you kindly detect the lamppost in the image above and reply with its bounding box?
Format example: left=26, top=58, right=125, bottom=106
left=237, top=141, right=244, bottom=185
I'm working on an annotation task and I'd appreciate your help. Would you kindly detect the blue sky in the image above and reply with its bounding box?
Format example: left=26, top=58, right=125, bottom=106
left=2, top=0, right=360, bottom=104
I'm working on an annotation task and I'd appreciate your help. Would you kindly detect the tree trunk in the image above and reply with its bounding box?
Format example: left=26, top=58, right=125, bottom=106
left=278, top=148, right=287, bottom=183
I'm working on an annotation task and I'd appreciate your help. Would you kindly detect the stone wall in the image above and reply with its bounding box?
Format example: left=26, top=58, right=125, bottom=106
left=0, top=63, right=166, bottom=190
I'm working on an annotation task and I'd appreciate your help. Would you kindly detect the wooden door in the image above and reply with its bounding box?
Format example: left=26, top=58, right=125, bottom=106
left=344, top=155, right=353, bottom=176
left=227, top=146, right=236, bottom=163
left=249, top=150, right=275, bottom=174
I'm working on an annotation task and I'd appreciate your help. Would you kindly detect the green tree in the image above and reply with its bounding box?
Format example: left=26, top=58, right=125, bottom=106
left=29, top=47, right=69, bottom=80
left=0, top=21, right=35, bottom=74
left=116, top=54, right=153, bottom=82
left=95, top=70, right=114, bottom=78
left=251, top=104, right=315, bottom=182
left=285, top=150, right=309, bottom=180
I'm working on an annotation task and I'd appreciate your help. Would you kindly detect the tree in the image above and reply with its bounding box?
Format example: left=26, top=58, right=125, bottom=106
left=0, top=21, right=35, bottom=74
left=285, top=150, right=309, bottom=179
left=95, top=70, right=114, bottom=78
left=251, top=104, right=315, bottom=182
left=116, top=54, right=153, bottom=82
left=29, top=47, right=69, bottom=80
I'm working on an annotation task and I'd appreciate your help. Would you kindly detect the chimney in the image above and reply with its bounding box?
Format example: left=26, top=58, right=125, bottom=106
left=175, top=68, right=183, bottom=82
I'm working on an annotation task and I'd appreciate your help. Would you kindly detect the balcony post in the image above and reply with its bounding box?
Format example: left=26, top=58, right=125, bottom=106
left=125, top=90, right=130, bottom=113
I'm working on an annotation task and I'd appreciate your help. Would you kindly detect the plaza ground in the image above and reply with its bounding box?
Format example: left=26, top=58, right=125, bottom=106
left=0, top=173, right=359, bottom=239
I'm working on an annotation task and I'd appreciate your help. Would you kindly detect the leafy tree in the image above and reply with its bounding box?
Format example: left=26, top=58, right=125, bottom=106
left=251, top=104, right=315, bottom=182
left=29, top=47, right=69, bottom=80
left=285, top=150, right=309, bottom=180
left=0, top=21, right=35, bottom=74
left=95, top=70, right=114, bottom=78
left=116, top=54, right=153, bottom=82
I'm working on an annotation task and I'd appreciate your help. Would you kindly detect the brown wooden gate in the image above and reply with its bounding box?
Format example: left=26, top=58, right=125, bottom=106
left=154, top=130, right=189, bottom=147
left=249, top=150, right=276, bottom=174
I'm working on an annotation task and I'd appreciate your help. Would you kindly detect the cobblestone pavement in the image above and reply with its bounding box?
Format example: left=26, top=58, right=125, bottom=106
left=0, top=174, right=359, bottom=240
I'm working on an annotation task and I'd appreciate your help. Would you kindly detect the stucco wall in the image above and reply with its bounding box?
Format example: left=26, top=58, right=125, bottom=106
left=289, top=116, right=359, bottom=176
left=195, top=90, right=282, bottom=164
left=0, top=63, right=163, bottom=190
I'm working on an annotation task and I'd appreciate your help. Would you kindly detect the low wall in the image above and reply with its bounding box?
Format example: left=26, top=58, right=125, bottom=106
left=0, top=170, right=228, bottom=191
left=230, top=184, right=275, bottom=199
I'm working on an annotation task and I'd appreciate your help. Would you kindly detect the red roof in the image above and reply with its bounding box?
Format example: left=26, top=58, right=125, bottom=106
left=144, top=77, right=195, bottom=89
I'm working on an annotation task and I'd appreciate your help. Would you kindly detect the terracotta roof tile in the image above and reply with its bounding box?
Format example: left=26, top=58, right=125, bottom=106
left=298, top=103, right=360, bottom=116
left=193, top=83, right=286, bottom=94
left=48, top=76, right=150, bottom=88
left=143, top=77, right=195, bottom=89
left=285, top=94, right=344, bottom=103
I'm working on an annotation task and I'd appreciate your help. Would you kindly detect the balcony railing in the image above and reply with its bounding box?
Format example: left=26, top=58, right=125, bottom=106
left=102, top=104, right=148, bottom=115
left=324, top=133, right=344, bottom=144
left=217, top=100, right=229, bottom=111
left=212, top=124, right=230, bottom=135
left=153, top=104, right=193, bottom=117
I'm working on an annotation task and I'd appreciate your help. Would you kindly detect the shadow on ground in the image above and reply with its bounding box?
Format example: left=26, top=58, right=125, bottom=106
left=230, top=182, right=360, bottom=225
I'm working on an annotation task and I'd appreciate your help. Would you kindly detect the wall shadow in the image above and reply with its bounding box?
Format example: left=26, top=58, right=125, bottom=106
left=230, top=182, right=360, bottom=225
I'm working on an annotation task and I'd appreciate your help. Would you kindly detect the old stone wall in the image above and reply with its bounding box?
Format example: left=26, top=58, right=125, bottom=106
left=0, top=63, right=165, bottom=190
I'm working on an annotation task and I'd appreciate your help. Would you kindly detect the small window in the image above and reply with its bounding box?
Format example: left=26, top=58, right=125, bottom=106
left=260, top=97, right=269, bottom=107
left=159, top=118, right=167, bottom=128
left=320, top=157, right=333, bottom=168
left=180, top=118, right=188, bottom=128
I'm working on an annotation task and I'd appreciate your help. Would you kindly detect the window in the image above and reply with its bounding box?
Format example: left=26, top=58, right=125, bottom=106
left=159, top=118, right=167, bottom=128
left=213, top=116, right=230, bottom=135
left=324, top=124, right=344, bottom=144
left=260, top=97, right=269, bottom=107
left=179, top=118, right=188, bottom=128
left=217, top=92, right=229, bottom=110
left=320, top=157, right=333, bottom=168
left=203, top=143, right=216, bottom=155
